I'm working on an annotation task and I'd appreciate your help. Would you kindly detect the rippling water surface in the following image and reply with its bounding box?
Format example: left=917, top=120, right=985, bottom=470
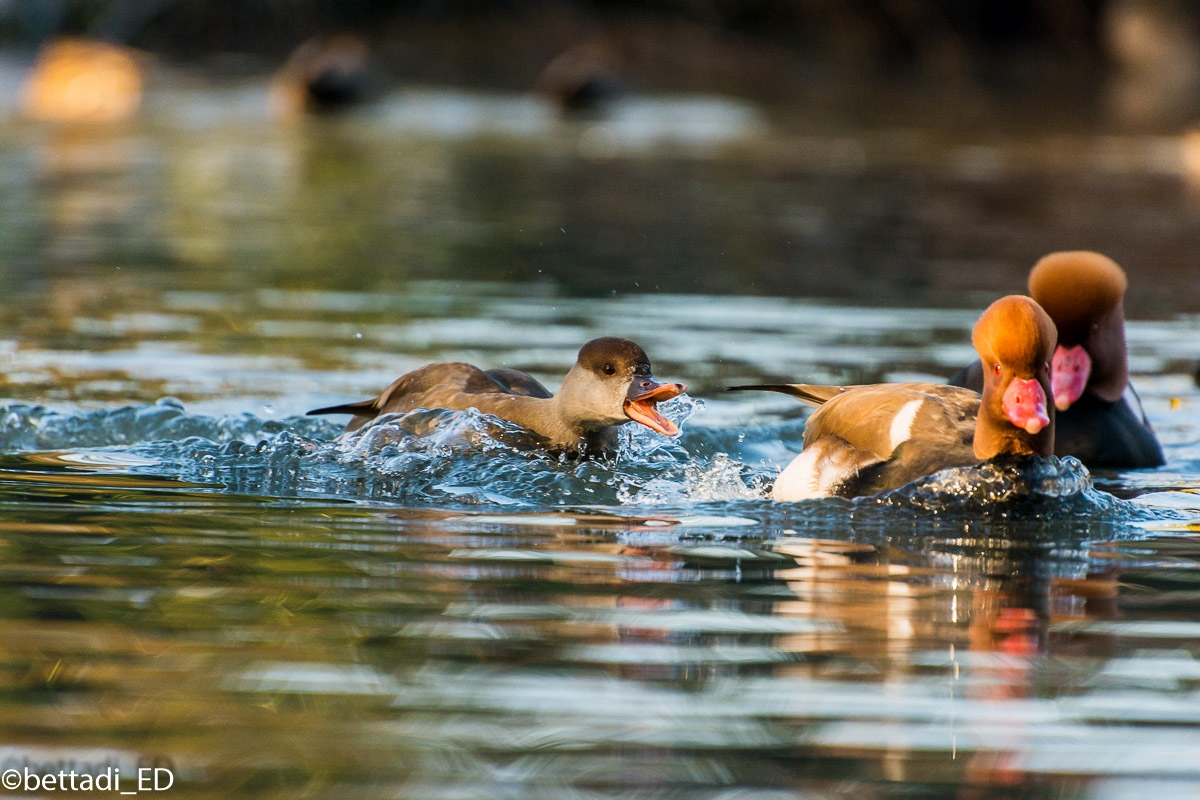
left=1, top=85, right=1200, bottom=799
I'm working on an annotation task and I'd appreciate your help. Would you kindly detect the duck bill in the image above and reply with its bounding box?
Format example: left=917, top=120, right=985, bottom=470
left=1002, top=377, right=1051, bottom=435
left=1050, top=344, right=1091, bottom=412
left=623, top=379, right=686, bottom=437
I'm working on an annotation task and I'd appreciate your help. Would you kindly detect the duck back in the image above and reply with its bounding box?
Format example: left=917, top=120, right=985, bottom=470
left=309, top=363, right=529, bottom=431
left=790, top=383, right=980, bottom=497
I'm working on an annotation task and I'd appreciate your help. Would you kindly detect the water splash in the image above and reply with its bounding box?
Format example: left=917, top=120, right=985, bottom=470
left=0, top=398, right=337, bottom=451
left=0, top=399, right=1183, bottom=530
left=868, top=455, right=1131, bottom=519
left=617, top=453, right=768, bottom=505
left=0, top=397, right=755, bottom=508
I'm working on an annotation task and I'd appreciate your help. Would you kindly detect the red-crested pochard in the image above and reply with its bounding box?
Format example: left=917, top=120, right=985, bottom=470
left=308, top=337, right=686, bottom=454
left=730, top=295, right=1056, bottom=500
left=950, top=251, right=1163, bottom=469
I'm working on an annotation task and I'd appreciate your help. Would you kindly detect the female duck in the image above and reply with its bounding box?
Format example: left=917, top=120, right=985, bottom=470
left=731, top=295, right=1056, bottom=500
left=309, top=337, right=685, bottom=454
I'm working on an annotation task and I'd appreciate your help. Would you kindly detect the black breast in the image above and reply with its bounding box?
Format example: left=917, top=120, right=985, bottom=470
left=1054, top=394, right=1164, bottom=469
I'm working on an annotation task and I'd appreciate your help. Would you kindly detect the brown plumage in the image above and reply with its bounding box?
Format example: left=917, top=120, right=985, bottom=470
left=730, top=296, right=1056, bottom=500
left=1028, top=251, right=1129, bottom=403
left=308, top=337, right=686, bottom=454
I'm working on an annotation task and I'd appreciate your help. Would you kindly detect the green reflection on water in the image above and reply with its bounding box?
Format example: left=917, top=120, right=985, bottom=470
left=0, top=102, right=1198, bottom=799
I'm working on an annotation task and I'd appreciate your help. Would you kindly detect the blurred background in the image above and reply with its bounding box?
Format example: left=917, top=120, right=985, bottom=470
left=3, top=0, right=1200, bottom=125
left=0, top=0, right=1198, bottom=408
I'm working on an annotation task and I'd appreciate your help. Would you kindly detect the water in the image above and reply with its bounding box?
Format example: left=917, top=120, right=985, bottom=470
left=1, top=81, right=1200, bottom=799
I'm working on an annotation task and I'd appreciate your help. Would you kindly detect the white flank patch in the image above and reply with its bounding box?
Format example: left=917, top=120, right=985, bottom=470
left=888, top=398, right=924, bottom=453
left=772, top=449, right=827, bottom=501
left=772, top=439, right=856, bottom=501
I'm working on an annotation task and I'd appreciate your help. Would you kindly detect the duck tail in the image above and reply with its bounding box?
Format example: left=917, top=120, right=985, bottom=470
left=306, top=399, right=377, bottom=417
left=725, top=383, right=850, bottom=408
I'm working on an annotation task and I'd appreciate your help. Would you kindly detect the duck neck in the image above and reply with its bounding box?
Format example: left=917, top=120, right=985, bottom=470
left=549, top=372, right=624, bottom=453
left=1084, top=301, right=1129, bottom=403
left=973, top=375, right=1055, bottom=460
left=482, top=392, right=614, bottom=453
left=490, top=393, right=584, bottom=447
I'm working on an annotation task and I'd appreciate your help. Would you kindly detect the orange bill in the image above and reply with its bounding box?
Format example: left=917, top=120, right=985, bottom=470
left=623, top=381, right=686, bottom=436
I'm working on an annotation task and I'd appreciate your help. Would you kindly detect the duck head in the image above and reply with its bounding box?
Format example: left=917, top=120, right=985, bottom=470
left=557, top=337, right=686, bottom=436
left=1028, top=251, right=1129, bottom=410
left=972, top=295, right=1057, bottom=459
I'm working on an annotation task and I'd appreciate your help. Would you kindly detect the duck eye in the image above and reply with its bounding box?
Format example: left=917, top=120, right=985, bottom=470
left=602, top=363, right=616, bottom=376
left=993, top=363, right=1002, bottom=376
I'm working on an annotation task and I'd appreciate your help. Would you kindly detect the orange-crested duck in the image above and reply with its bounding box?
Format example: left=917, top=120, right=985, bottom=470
left=308, top=337, right=686, bottom=454
left=730, top=295, right=1057, bottom=500
left=951, top=251, right=1163, bottom=469
left=21, top=37, right=144, bottom=123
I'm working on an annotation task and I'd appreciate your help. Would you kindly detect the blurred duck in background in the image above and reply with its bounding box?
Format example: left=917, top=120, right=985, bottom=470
left=21, top=36, right=144, bottom=123
left=16, top=0, right=176, bottom=124
left=268, top=33, right=376, bottom=121
left=535, top=37, right=623, bottom=114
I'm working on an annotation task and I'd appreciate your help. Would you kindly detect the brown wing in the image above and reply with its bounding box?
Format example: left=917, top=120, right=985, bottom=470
left=308, top=362, right=522, bottom=428
left=485, top=368, right=553, bottom=399
left=366, top=363, right=513, bottom=414
left=804, top=383, right=978, bottom=462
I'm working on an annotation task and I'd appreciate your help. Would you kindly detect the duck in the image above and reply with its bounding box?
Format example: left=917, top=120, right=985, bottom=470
left=535, top=38, right=624, bottom=114
left=21, top=37, right=144, bottom=123
left=728, top=295, right=1056, bottom=500
left=269, top=33, right=375, bottom=121
left=307, top=337, right=686, bottom=454
left=949, top=251, right=1163, bottom=469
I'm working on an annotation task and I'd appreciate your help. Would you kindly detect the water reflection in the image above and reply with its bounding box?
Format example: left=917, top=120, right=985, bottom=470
left=0, top=444, right=1198, bottom=798
left=1, top=87, right=1200, bottom=800
left=4, top=95, right=1200, bottom=309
